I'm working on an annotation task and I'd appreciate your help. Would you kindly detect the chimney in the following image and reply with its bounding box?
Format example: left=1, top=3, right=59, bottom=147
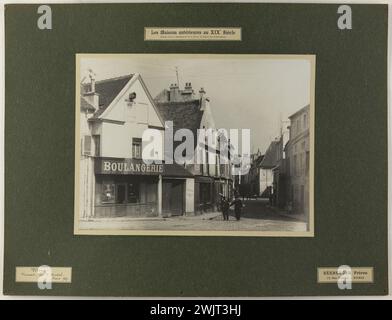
left=90, top=75, right=95, bottom=93
left=184, top=82, right=192, bottom=91
left=169, top=83, right=179, bottom=102
left=82, top=70, right=99, bottom=109
left=199, top=87, right=206, bottom=98
left=180, top=82, right=194, bottom=101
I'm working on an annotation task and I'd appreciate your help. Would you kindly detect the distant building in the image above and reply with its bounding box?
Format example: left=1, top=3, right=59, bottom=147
left=241, top=150, right=263, bottom=197
left=285, top=105, right=310, bottom=218
left=259, top=140, right=280, bottom=198
left=272, top=125, right=290, bottom=208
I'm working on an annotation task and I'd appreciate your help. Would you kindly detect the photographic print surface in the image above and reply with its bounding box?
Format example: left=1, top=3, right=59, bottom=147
left=75, top=54, right=315, bottom=236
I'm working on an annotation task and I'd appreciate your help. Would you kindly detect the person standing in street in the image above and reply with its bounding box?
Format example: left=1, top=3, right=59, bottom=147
left=220, top=196, right=230, bottom=221
left=230, top=196, right=244, bottom=221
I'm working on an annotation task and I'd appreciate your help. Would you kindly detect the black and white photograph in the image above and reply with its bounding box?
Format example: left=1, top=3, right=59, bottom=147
left=3, top=1, right=389, bottom=299
left=75, top=54, right=315, bottom=236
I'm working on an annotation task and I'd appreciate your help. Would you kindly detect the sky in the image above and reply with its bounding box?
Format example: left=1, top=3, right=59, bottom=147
left=80, top=54, right=312, bottom=154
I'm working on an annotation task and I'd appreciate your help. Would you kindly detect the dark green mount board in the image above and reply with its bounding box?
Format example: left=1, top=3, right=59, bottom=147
left=4, top=3, right=388, bottom=296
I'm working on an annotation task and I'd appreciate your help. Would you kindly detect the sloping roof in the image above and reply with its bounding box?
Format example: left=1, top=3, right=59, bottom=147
left=80, top=96, right=96, bottom=113
left=82, top=75, right=133, bottom=118
left=288, top=104, right=310, bottom=119
left=260, top=141, right=279, bottom=169
left=254, top=154, right=264, bottom=167
left=154, top=99, right=204, bottom=147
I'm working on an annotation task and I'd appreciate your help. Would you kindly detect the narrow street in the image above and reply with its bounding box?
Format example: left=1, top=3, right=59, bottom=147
left=79, top=199, right=307, bottom=232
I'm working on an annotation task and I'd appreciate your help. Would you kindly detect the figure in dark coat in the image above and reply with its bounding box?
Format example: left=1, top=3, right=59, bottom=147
left=230, top=196, right=244, bottom=221
left=220, top=196, right=230, bottom=221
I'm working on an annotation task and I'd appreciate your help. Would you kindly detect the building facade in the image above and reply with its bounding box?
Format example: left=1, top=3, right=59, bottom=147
left=79, top=73, right=195, bottom=219
left=285, top=105, right=310, bottom=217
left=155, top=82, right=233, bottom=213
left=259, top=140, right=280, bottom=198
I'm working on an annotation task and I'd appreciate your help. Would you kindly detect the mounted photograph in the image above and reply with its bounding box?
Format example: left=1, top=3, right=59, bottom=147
left=74, top=54, right=315, bottom=236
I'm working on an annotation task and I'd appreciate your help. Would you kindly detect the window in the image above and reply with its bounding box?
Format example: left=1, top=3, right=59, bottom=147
left=303, top=113, right=307, bottom=129
left=216, top=154, right=219, bottom=176
left=93, top=135, right=100, bottom=156
left=305, top=151, right=310, bottom=175
left=82, top=135, right=91, bottom=155
left=297, top=119, right=301, bottom=133
left=132, top=138, right=142, bottom=159
left=293, top=155, right=297, bottom=176
left=101, top=183, right=115, bottom=204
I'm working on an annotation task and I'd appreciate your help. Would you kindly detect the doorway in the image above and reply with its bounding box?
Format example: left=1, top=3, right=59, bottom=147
left=162, top=179, right=184, bottom=216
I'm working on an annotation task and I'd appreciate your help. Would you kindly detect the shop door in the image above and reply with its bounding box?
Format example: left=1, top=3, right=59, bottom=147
left=116, top=184, right=126, bottom=204
left=162, top=180, right=184, bottom=216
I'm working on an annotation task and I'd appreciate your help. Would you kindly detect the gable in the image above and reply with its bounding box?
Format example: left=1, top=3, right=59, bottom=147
left=99, top=75, right=164, bottom=128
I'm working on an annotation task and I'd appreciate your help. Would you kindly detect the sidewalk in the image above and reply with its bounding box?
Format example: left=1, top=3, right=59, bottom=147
left=178, top=211, right=222, bottom=221
left=83, top=211, right=222, bottom=222
left=267, top=205, right=307, bottom=222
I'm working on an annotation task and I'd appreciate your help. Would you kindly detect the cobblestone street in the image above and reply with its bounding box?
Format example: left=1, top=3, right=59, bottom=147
left=79, top=199, right=307, bottom=232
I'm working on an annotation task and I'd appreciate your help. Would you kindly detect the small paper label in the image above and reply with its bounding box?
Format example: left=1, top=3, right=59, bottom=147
left=317, top=267, right=373, bottom=283
left=15, top=267, right=72, bottom=283
left=144, top=27, right=242, bottom=41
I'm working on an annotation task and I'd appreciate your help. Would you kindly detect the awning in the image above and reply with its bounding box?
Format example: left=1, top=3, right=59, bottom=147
left=162, top=163, right=194, bottom=178
left=195, top=176, right=215, bottom=183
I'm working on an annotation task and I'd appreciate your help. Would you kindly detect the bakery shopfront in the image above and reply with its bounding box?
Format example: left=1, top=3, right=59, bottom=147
left=94, top=158, right=162, bottom=217
left=94, top=157, right=193, bottom=218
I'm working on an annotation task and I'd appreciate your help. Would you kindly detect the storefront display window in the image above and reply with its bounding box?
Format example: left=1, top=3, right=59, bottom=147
left=101, top=183, right=115, bottom=203
left=96, top=176, right=158, bottom=207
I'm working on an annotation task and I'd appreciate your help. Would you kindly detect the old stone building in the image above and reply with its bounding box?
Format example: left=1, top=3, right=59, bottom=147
left=155, top=82, right=233, bottom=213
left=284, top=105, right=310, bottom=218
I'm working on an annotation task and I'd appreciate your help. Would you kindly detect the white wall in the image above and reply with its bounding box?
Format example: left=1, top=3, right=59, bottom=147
left=79, top=110, right=95, bottom=219
left=99, top=76, right=165, bottom=160
left=259, top=168, right=273, bottom=196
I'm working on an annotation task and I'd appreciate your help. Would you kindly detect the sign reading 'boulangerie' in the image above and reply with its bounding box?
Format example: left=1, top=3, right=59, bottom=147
left=96, top=158, right=164, bottom=175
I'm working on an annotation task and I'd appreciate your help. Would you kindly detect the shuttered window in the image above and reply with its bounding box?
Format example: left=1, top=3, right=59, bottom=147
left=82, top=136, right=92, bottom=155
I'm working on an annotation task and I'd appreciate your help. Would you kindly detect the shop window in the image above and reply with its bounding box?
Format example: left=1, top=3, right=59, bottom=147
left=132, top=138, right=142, bottom=159
left=101, top=183, right=115, bottom=204
left=127, top=182, right=140, bottom=203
